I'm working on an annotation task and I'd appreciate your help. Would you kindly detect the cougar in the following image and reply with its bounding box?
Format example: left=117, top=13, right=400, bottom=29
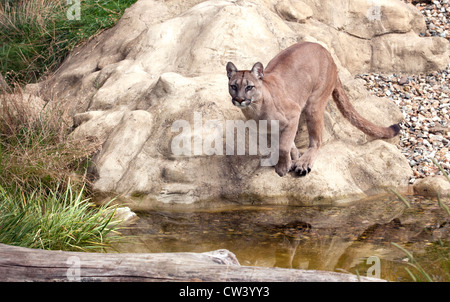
left=226, top=42, right=400, bottom=177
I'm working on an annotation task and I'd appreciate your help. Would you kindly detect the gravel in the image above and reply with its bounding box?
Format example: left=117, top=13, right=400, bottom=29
left=356, top=1, right=449, bottom=183
left=357, top=68, right=449, bottom=183
left=413, top=0, right=450, bottom=41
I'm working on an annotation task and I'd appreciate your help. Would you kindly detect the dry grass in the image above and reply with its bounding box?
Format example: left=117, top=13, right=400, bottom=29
left=0, top=0, right=64, bottom=28
left=0, top=87, right=99, bottom=194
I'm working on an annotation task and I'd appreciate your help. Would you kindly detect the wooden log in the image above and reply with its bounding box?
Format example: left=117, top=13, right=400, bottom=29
left=0, top=243, right=384, bottom=282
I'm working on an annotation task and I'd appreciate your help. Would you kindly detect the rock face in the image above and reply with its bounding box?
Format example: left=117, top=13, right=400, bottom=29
left=30, top=0, right=450, bottom=209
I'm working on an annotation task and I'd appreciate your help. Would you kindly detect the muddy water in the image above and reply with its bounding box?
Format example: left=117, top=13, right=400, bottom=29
left=112, top=195, right=449, bottom=281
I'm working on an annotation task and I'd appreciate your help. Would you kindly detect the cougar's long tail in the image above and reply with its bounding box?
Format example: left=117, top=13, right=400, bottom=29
left=332, top=77, right=400, bottom=139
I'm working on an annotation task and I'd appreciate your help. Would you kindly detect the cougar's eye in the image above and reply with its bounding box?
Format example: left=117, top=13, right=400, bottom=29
left=246, top=85, right=254, bottom=91
left=230, top=85, right=237, bottom=90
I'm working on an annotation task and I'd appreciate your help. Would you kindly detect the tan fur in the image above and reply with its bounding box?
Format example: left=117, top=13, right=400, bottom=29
left=226, top=42, right=400, bottom=176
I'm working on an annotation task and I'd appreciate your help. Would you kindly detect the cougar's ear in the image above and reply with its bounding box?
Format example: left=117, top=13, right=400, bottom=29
left=226, top=62, right=237, bottom=80
left=250, top=62, right=264, bottom=80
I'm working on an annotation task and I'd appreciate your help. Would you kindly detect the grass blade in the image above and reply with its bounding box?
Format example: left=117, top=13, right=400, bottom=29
left=391, top=242, right=434, bottom=282
left=389, top=188, right=411, bottom=208
left=0, top=182, right=123, bottom=251
left=437, top=193, right=450, bottom=217
left=431, top=158, right=450, bottom=183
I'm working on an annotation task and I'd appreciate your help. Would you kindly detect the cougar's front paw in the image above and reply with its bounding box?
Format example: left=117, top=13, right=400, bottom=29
left=296, top=165, right=311, bottom=176
left=275, top=158, right=291, bottom=177
left=293, top=156, right=313, bottom=177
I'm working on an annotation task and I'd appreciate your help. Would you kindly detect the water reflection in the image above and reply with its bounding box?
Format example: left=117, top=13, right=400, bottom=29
left=112, top=195, right=449, bottom=281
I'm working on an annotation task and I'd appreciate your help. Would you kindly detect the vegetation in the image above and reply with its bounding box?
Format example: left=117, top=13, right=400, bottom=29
left=0, top=0, right=137, bottom=250
left=0, top=91, right=92, bottom=194
left=0, top=85, right=122, bottom=251
left=0, top=0, right=137, bottom=85
left=391, top=161, right=450, bottom=282
left=0, top=183, right=120, bottom=251
left=391, top=241, right=450, bottom=282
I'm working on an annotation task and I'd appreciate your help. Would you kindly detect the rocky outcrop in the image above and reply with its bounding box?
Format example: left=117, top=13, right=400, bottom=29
left=28, top=0, right=450, bottom=209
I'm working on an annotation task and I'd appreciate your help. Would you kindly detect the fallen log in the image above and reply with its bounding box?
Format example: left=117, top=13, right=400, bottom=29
left=0, top=243, right=383, bottom=282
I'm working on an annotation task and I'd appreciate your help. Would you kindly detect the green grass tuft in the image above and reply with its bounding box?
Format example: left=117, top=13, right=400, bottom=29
left=0, top=182, right=121, bottom=251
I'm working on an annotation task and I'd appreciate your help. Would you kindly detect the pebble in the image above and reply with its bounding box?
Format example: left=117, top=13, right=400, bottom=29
left=398, top=77, right=410, bottom=85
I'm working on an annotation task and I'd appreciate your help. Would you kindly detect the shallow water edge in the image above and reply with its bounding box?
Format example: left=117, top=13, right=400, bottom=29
left=110, top=194, right=450, bottom=281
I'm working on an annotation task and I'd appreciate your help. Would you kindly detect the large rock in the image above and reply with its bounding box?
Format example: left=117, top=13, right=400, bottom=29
left=413, top=175, right=450, bottom=197
left=302, top=0, right=426, bottom=39
left=29, top=0, right=450, bottom=209
left=372, top=32, right=450, bottom=73
left=275, top=0, right=313, bottom=23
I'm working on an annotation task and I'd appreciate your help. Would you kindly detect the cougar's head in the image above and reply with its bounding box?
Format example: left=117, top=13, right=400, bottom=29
left=226, top=62, right=264, bottom=109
